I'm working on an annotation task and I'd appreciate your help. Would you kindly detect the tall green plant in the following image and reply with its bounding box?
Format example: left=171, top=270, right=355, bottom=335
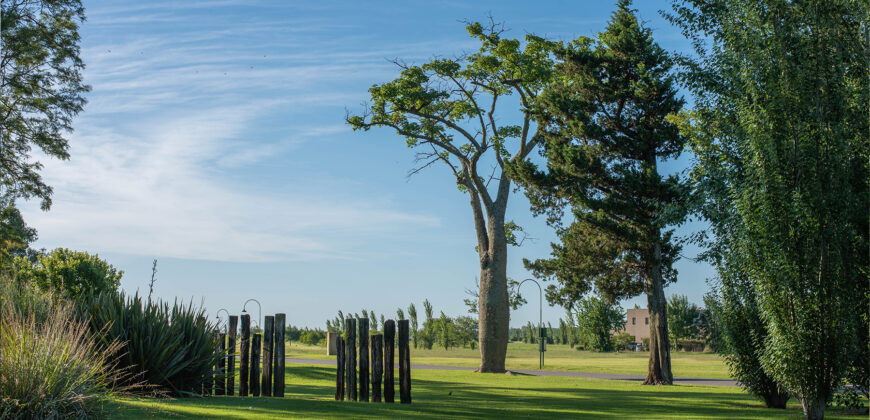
left=574, top=296, right=624, bottom=352
left=79, top=291, right=221, bottom=396
left=408, top=303, right=419, bottom=348
left=0, top=301, right=127, bottom=418
left=511, top=0, right=687, bottom=383
left=669, top=0, right=869, bottom=416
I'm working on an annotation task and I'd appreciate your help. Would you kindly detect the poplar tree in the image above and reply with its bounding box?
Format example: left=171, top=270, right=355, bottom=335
left=669, top=0, right=869, bottom=416
left=511, top=0, right=686, bottom=384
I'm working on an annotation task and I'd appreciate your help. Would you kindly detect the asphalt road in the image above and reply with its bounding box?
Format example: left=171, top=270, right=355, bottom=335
left=284, top=357, right=739, bottom=387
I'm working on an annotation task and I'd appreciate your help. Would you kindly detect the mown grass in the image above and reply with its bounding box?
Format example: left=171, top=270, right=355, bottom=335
left=109, top=364, right=865, bottom=419
left=285, top=341, right=731, bottom=379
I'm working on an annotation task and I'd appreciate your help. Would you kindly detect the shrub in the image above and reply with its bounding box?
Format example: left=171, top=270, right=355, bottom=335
left=0, top=300, right=125, bottom=419
left=574, top=296, right=623, bottom=352
left=79, top=291, right=221, bottom=396
left=299, top=330, right=326, bottom=346
left=13, top=248, right=122, bottom=300
left=613, top=332, right=634, bottom=350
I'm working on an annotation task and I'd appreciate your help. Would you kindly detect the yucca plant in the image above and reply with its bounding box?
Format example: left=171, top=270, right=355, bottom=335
left=0, top=301, right=125, bottom=419
left=79, top=291, right=222, bottom=396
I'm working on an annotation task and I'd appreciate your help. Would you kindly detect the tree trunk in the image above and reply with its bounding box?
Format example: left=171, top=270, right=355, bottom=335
left=644, top=241, right=674, bottom=385
left=477, top=211, right=509, bottom=373
left=763, top=391, right=789, bottom=409
left=801, top=398, right=825, bottom=420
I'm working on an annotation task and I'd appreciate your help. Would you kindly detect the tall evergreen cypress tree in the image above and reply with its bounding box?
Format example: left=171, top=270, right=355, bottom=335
left=511, top=0, right=687, bottom=384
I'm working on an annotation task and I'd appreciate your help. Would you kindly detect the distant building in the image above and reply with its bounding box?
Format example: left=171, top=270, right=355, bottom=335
left=624, top=308, right=650, bottom=343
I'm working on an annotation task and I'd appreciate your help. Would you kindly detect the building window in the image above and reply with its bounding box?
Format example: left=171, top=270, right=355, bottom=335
left=645, top=317, right=649, bottom=325
left=632, top=317, right=636, bottom=325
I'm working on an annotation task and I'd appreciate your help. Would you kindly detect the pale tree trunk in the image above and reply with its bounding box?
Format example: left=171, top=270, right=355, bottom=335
left=644, top=240, right=673, bottom=385
left=477, top=215, right=509, bottom=372
left=469, top=174, right=511, bottom=373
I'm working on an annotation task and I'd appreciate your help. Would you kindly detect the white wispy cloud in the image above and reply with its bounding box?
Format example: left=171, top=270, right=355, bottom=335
left=20, top=3, right=448, bottom=262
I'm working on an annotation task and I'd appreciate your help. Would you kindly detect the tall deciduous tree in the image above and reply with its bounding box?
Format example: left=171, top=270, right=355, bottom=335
left=1, top=0, right=90, bottom=208
left=574, top=296, right=624, bottom=352
left=666, top=294, right=700, bottom=348
left=407, top=303, right=418, bottom=348
left=348, top=22, right=554, bottom=372
left=511, top=0, right=687, bottom=384
left=668, top=0, right=868, bottom=417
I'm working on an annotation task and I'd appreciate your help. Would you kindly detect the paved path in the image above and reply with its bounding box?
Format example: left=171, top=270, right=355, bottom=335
left=285, top=357, right=738, bottom=387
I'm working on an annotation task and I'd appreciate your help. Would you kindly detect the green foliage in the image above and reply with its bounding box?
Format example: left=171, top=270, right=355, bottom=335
left=613, top=332, right=635, bottom=350
left=464, top=277, right=527, bottom=314
left=0, top=299, right=126, bottom=419
left=13, top=248, right=122, bottom=301
left=566, top=308, right=577, bottom=348
left=510, top=3, right=684, bottom=382
left=439, top=311, right=451, bottom=350
left=574, top=296, right=624, bottom=352
left=669, top=0, right=868, bottom=415
left=348, top=21, right=559, bottom=367
left=512, top=0, right=686, bottom=307
left=453, top=316, right=478, bottom=349
left=0, top=0, right=90, bottom=210
left=700, top=291, right=725, bottom=353
left=0, top=204, right=38, bottom=275
left=299, top=330, right=326, bottom=346
left=79, top=291, right=221, bottom=396
left=408, top=303, right=419, bottom=348
left=667, top=295, right=701, bottom=346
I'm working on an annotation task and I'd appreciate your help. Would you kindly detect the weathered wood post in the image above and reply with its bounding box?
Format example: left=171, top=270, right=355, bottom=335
left=227, top=316, right=238, bottom=395
left=273, top=313, right=286, bottom=397
left=262, top=315, right=274, bottom=397
left=335, top=335, right=344, bottom=401
left=240, top=314, right=251, bottom=396
left=358, top=318, right=370, bottom=402
left=250, top=333, right=261, bottom=397
left=204, top=331, right=217, bottom=396
left=398, top=319, right=411, bottom=404
left=344, top=318, right=357, bottom=401
left=383, top=319, right=395, bottom=403
left=371, top=333, right=383, bottom=402
left=216, top=332, right=226, bottom=395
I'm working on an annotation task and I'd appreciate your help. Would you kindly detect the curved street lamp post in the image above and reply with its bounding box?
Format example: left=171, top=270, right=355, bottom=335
left=242, top=299, right=262, bottom=330
left=216, top=308, right=230, bottom=333
left=517, top=278, right=544, bottom=369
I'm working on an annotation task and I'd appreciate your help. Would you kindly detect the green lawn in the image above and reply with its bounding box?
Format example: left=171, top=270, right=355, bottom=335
left=285, top=342, right=731, bottom=379
left=108, top=364, right=865, bottom=419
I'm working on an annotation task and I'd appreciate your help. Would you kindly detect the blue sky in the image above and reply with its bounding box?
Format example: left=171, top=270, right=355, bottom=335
left=20, top=0, right=714, bottom=329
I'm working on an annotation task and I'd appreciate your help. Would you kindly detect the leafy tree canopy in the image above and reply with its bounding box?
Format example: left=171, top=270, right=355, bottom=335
left=1, top=0, right=90, bottom=209
left=14, top=248, right=122, bottom=300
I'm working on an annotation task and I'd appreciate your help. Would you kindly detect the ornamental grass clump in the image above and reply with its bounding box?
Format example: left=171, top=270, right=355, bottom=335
left=80, top=291, right=222, bottom=396
left=0, top=302, right=125, bottom=419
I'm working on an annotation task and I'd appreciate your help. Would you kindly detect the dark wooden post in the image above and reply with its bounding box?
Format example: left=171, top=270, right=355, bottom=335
left=344, top=318, right=356, bottom=401
left=273, top=313, right=286, bottom=397
left=383, top=319, right=395, bottom=403
left=216, top=333, right=226, bottom=395
left=262, top=315, right=274, bottom=397
left=335, top=335, right=344, bottom=401
left=398, top=319, right=411, bottom=403
left=240, top=314, right=250, bottom=396
left=205, top=332, right=217, bottom=396
left=358, top=318, right=369, bottom=402
left=371, top=333, right=383, bottom=402
left=227, top=316, right=238, bottom=395
left=250, top=333, right=261, bottom=397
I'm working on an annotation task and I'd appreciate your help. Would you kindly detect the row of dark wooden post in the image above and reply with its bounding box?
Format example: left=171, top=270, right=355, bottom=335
left=336, top=318, right=410, bottom=403
left=203, top=313, right=287, bottom=397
